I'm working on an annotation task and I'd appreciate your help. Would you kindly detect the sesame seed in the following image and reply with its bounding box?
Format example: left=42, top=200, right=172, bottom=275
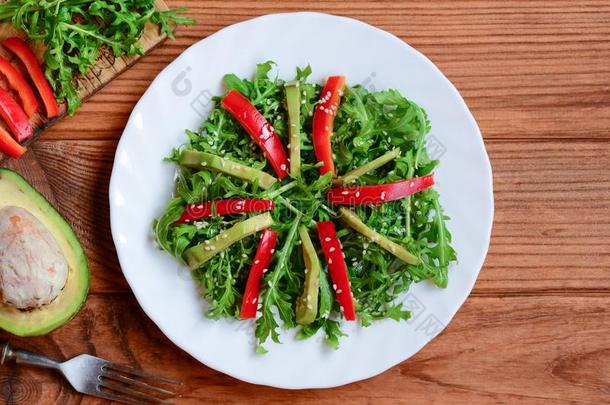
left=381, top=192, right=386, bottom=200
left=332, top=284, right=337, bottom=291
left=340, top=306, right=344, bottom=312
left=329, top=247, right=336, bottom=252
left=254, top=259, right=260, bottom=264
left=328, top=258, right=333, bottom=264
left=410, top=181, right=415, bottom=187
left=355, top=191, right=361, bottom=198
left=263, top=268, right=268, bottom=273
left=336, top=289, right=342, bottom=294
left=325, top=237, right=331, bottom=242
left=341, top=190, right=349, bottom=195
left=280, top=163, right=287, bottom=171
left=270, top=249, right=275, bottom=254
left=252, top=298, right=257, bottom=304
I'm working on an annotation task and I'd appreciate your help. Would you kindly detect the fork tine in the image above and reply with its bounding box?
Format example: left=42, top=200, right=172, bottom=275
left=104, top=363, right=179, bottom=385
left=99, top=380, right=173, bottom=405
left=94, top=389, right=151, bottom=405
left=103, top=371, right=176, bottom=396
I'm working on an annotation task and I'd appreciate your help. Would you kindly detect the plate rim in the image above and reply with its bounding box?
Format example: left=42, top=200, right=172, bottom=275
left=109, top=11, right=494, bottom=389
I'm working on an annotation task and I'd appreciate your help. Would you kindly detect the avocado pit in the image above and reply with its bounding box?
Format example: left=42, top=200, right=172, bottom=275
left=0, top=206, right=69, bottom=309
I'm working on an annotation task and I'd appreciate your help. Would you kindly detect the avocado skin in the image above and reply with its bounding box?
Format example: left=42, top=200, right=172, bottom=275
left=0, top=169, right=90, bottom=336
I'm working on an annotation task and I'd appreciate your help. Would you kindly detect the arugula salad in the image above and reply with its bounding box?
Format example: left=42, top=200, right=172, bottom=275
left=154, top=62, right=456, bottom=352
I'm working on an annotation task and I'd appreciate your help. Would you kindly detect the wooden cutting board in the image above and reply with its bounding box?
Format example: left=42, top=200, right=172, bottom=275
left=0, top=0, right=169, bottom=160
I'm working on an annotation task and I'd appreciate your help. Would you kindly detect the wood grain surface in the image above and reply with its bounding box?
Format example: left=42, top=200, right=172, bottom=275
left=1, top=1, right=610, bottom=404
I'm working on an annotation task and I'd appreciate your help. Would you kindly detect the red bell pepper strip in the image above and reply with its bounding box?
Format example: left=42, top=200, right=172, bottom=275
left=0, top=87, right=32, bottom=142
left=175, top=199, right=275, bottom=224
left=0, top=126, right=26, bottom=158
left=327, top=173, right=435, bottom=205
left=312, top=76, right=345, bottom=176
left=221, top=89, right=289, bottom=179
left=316, top=221, right=356, bottom=321
left=240, top=229, right=278, bottom=319
left=0, top=56, right=39, bottom=117
left=2, top=37, right=59, bottom=118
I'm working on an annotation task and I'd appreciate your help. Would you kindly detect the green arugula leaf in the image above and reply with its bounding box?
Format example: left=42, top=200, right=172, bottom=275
left=0, top=0, right=195, bottom=114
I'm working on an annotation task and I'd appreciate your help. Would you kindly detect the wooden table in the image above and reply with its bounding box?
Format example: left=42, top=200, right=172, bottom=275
left=1, top=1, right=609, bottom=403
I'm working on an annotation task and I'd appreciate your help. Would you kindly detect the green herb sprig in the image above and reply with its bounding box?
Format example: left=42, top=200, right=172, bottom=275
left=0, top=0, right=195, bottom=114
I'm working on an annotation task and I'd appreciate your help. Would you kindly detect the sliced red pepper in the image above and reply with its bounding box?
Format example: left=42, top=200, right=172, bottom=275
left=0, top=87, right=32, bottom=142
left=312, top=76, right=345, bottom=176
left=0, top=56, right=39, bottom=117
left=0, top=126, right=26, bottom=159
left=240, top=229, right=278, bottom=319
left=2, top=37, right=59, bottom=118
left=221, top=89, right=289, bottom=179
left=327, top=173, right=435, bottom=205
left=316, top=221, right=356, bottom=321
left=175, top=199, right=275, bottom=224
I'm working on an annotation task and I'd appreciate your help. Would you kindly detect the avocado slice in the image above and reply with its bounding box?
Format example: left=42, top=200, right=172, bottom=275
left=333, top=148, right=401, bottom=186
left=184, top=212, right=274, bottom=270
left=339, top=207, right=419, bottom=265
left=295, top=225, right=321, bottom=325
left=284, top=80, right=301, bottom=177
left=0, top=169, right=89, bottom=336
left=179, top=150, right=278, bottom=189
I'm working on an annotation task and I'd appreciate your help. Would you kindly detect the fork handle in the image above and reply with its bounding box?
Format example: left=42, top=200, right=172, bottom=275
left=1, top=341, right=60, bottom=370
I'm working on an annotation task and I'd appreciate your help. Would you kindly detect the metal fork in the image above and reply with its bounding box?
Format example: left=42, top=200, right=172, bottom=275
left=0, top=341, right=178, bottom=405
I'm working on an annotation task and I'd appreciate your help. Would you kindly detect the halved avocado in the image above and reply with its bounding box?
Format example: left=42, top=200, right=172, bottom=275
left=0, top=169, right=89, bottom=336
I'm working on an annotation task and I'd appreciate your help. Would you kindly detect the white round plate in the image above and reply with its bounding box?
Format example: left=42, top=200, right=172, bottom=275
left=109, top=12, right=493, bottom=389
